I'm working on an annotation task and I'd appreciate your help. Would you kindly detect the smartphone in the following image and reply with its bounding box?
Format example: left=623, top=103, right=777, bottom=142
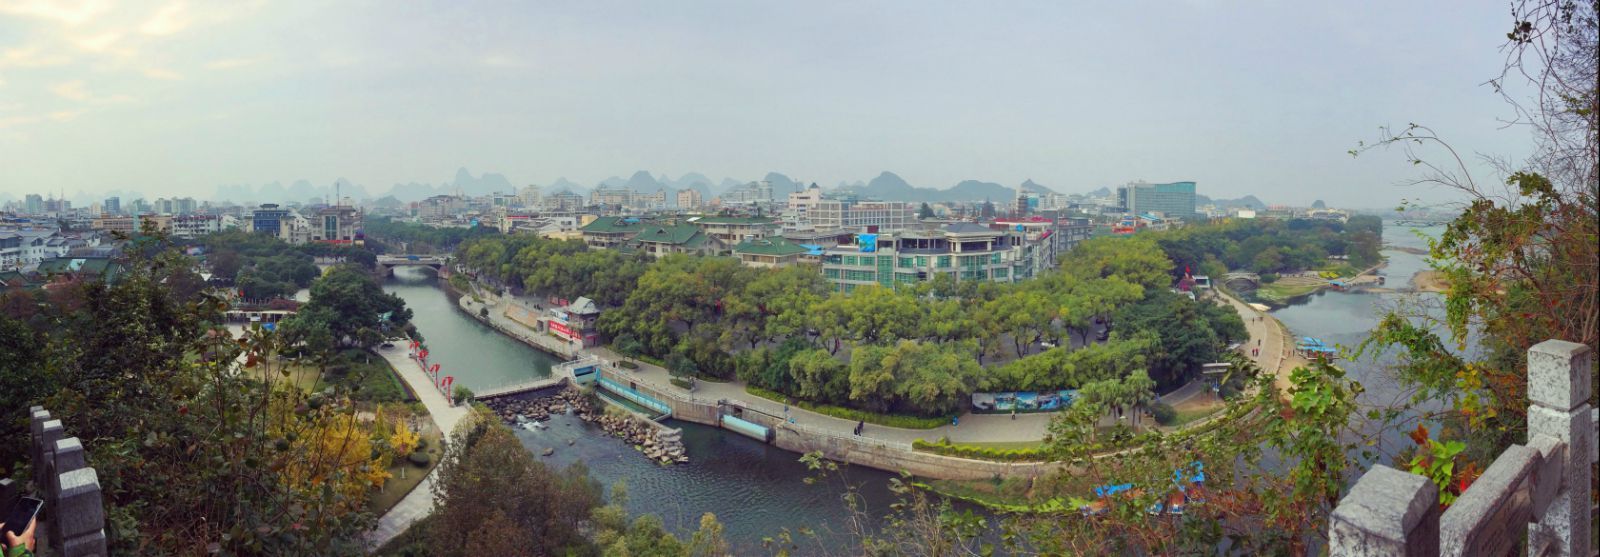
left=2, top=497, right=41, bottom=539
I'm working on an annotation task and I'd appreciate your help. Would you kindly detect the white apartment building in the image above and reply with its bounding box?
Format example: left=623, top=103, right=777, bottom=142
left=808, top=200, right=916, bottom=232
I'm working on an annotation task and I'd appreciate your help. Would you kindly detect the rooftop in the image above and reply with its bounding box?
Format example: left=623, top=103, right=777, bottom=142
left=734, top=236, right=811, bottom=257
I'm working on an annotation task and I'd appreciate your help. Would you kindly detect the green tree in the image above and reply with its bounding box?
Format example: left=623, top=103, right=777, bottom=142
left=429, top=412, right=602, bottom=557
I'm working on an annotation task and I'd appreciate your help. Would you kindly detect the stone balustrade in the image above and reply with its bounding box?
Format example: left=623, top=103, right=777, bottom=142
left=18, top=406, right=108, bottom=557
left=1330, top=340, right=1595, bottom=556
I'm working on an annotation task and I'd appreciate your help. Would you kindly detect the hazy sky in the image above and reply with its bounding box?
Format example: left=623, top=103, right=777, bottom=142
left=1, top=1, right=1534, bottom=207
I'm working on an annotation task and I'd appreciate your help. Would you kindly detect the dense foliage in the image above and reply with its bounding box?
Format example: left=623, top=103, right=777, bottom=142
left=1153, top=216, right=1383, bottom=280
left=1355, top=0, right=1597, bottom=471
left=384, top=411, right=732, bottom=557
left=0, top=234, right=413, bottom=555
left=458, top=230, right=1251, bottom=417
left=363, top=217, right=500, bottom=254
left=196, top=230, right=377, bottom=302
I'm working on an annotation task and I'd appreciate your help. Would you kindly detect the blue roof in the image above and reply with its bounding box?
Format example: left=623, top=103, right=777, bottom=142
left=800, top=244, right=824, bottom=255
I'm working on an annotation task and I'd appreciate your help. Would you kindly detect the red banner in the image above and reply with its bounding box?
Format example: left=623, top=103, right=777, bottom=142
left=549, top=320, right=573, bottom=339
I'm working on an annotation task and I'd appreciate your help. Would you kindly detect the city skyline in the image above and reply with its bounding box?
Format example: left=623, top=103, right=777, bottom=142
left=1, top=1, right=1532, bottom=208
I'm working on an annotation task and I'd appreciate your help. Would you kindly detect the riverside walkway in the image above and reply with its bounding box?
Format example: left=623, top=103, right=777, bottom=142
left=364, top=344, right=470, bottom=551
left=468, top=289, right=1295, bottom=447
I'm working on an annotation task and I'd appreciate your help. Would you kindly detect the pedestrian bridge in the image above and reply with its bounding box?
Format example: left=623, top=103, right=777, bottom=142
left=1222, top=272, right=1260, bottom=287
left=376, top=255, right=447, bottom=276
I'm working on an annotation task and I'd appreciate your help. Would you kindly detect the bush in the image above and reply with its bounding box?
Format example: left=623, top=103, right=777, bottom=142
left=1259, top=273, right=1280, bottom=283
left=452, top=385, right=475, bottom=405
left=744, top=385, right=949, bottom=429
left=1150, top=402, right=1177, bottom=425
left=669, top=377, right=693, bottom=390
left=407, top=451, right=430, bottom=467
left=618, top=361, right=639, bottom=370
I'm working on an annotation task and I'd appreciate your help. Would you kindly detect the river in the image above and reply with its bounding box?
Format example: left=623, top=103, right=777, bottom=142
left=384, top=267, right=899, bottom=553
left=380, top=222, right=1447, bottom=550
left=1266, top=224, right=1459, bottom=461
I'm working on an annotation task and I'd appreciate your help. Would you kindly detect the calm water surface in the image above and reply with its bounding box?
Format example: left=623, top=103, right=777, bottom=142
left=380, top=223, right=1445, bottom=548
left=384, top=268, right=898, bottom=552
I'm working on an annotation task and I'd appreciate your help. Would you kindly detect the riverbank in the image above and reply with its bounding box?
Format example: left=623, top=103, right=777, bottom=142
left=1411, top=270, right=1450, bottom=292
left=363, top=345, right=472, bottom=550
left=441, top=277, right=1284, bottom=482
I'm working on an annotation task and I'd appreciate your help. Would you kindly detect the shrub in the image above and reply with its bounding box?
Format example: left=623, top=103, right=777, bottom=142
left=407, top=451, right=431, bottom=467
left=451, top=385, right=475, bottom=405
left=669, top=377, right=693, bottom=390
left=743, top=385, right=949, bottom=429
left=1259, top=273, right=1280, bottom=283
left=618, top=361, right=639, bottom=370
left=1150, top=402, right=1177, bottom=425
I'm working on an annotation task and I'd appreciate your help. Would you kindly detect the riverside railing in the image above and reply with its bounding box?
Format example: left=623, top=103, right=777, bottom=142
left=1328, top=339, right=1596, bottom=556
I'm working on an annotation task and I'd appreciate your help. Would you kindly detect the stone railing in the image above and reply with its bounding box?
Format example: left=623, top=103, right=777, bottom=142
left=1329, top=340, right=1596, bottom=556
left=18, top=406, right=108, bottom=557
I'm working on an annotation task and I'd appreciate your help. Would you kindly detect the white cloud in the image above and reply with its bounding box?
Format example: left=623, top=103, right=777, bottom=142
left=0, top=47, right=72, bottom=69
left=139, top=1, right=191, bottom=36
left=143, top=67, right=183, bottom=80
left=480, top=54, right=525, bottom=68
left=52, top=80, right=91, bottom=101
left=71, top=31, right=124, bottom=53
left=204, top=57, right=258, bottom=70
left=0, top=0, right=110, bottom=25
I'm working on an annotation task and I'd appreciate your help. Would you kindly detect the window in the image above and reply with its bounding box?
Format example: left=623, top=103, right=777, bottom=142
left=915, top=256, right=928, bottom=267
left=843, top=255, right=857, bottom=266
left=824, top=268, right=840, bottom=279
left=937, top=256, right=952, bottom=268
left=993, top=268, right=1008, bottom=279
left=991, top=252, right=1003, bottom=264
left=898, top=257, right=913, bottom=268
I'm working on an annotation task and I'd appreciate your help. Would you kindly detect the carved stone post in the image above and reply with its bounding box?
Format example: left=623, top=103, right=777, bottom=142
left=1329, top=464, right=1440, bottom=556
left=1524, top=340, right=1593, bottom=556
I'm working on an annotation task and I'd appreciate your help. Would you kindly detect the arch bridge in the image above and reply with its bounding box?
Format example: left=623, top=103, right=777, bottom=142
left=1222, top=271, right=1260, bottom=288
left=376, top=255, right=448, bottom=276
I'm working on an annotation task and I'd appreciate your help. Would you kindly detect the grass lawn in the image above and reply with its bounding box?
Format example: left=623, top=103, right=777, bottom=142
left=1171, top=406, right=1222, bottom=427
left=369, top=421, right=443, bottom=515
left=281, top=349, right=414, bottom=404
left=948, top=439, right=1048, bottom=451
left=1257, top=282, right=1323, bottom=302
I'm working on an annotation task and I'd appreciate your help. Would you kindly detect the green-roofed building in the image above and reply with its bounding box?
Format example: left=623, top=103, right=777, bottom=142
left=733, top=237, right=813, bottom=268
left=684, top=215, right=781, bottom=245
left=580, top=217, right=656, bottom=249
left=0, top=270, right=31, bottom=290
left=33, top=256, right=124, bottom=287
left=626, top=223, right=725, bottom=258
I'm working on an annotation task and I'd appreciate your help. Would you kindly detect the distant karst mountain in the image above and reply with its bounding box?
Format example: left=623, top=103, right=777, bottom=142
left=833, top=172, right=1022, bottom=203
left=1196, top=194, right=1266, bottom=211
left=1019, top=179, right=1057, bottom=194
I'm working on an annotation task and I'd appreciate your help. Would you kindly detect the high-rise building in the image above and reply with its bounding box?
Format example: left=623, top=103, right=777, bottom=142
left=519, top=185, right=542, bottom=209
left=808, top=200, right=915, bottom=232
left=313, top=206, right=363, bottom=244
left=589, top=186, right=633, bottom=207
left=720, top=181, right=774, bottom=205
left=1117, top=181, right=1198, bottom=221
left=676, top=188, right=703, bottom=209
left=251, top=204, right=292, bottom=238
left=103, top=197, right=121, bottom=215
left=819, top=223, right=1041, bottom=292
left=23, top=194, right=44, bottom=214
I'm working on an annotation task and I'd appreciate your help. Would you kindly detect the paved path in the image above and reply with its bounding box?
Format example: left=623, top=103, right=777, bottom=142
left=459, top=286, right=1297, bottom=452
left=1212, top=289, right=1303, bottom=397
left=364, top=345, right=471, bottom=551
